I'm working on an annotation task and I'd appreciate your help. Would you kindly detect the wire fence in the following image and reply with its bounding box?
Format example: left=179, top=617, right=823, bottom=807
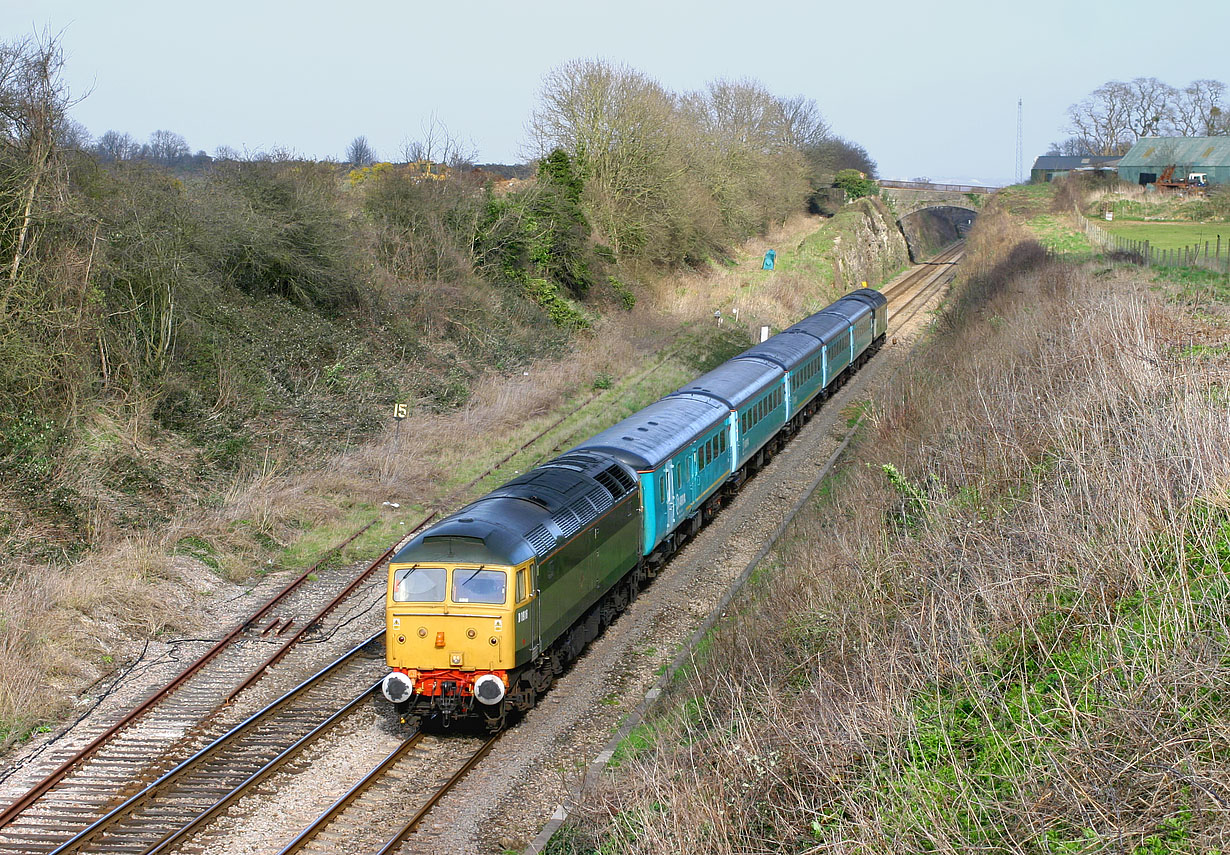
left=1077, top=214, right=1230, bottom=276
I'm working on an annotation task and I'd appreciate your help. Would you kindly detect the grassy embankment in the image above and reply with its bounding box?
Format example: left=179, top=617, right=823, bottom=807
left=555, top=187, right=1230, bottom=853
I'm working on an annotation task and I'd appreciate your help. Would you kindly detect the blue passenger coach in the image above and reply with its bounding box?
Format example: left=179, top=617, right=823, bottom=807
left=572, top=395, right=730, bottom=557
left=670, top=358, right=785, bottom=471
left=736, top=331, right=825, bottom=421
left=573, top=287, right=888, bottom=566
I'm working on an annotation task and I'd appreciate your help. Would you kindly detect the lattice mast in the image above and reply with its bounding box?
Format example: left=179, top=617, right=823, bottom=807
left=1015, top=98, right=1024, bottom=184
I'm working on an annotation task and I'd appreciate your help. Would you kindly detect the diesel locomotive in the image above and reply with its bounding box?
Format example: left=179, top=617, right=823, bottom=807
left=381, top=288, right=888, bottom=730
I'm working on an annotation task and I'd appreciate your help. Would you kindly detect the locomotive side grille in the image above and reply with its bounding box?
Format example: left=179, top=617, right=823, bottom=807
left=570, top=498, right=599, bottom=527
left=586, top=488, right=613, bottom=514
left=525, top=525, right=557, bottom=556
left=554, top=508, right=582, bottom=539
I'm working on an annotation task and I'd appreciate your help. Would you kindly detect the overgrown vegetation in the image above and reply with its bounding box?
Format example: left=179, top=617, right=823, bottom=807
left=0, top=31, right=885, bottom=748
left=557, top=203, right=1230, bottom=852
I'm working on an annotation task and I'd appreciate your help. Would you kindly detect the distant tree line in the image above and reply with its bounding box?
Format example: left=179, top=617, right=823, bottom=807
left=1052, top=77, right=1228, bottom=157
left=526, top=60, right=875, bottom=265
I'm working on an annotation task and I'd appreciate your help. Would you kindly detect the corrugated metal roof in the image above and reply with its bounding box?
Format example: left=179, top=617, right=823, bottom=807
left=1031, top=155, right=1121, bottom=170
left=1118, top=136, right=1230, bottom=168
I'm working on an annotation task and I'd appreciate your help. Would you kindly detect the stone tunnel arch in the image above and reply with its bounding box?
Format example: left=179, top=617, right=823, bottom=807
left=897, top=205, right=978, bottom=262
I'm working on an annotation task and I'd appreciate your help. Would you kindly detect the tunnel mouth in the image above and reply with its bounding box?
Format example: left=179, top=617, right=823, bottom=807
left=897, top=206, right=978, bottom=262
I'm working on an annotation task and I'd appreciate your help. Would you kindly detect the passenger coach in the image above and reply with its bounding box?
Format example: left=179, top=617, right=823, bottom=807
left=381, top=287, right=888, bottom=729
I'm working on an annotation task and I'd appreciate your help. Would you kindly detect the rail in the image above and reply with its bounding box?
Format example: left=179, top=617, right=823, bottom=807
left=42, top=634, right=384, bottom=855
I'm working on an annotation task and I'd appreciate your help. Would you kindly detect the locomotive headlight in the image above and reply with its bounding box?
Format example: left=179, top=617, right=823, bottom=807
left=450, top=652, right=463, bottom=666
left=467, top=628, right=476, bottom=639
left=473, top=673, right=505, bottom=705
left=418, top=627, right=427, bottom=638
left=381, top=671, right=414, bottom=704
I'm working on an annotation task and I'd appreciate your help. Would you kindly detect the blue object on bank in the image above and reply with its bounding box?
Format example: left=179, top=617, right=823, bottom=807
left=762, top=249, right=776, bottom=270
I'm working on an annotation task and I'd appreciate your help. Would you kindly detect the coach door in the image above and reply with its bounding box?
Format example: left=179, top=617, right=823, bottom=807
left=664, top=461, right=677, bottom=530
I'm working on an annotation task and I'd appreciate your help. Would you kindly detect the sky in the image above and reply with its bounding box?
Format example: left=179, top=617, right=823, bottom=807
left=13, top=0, right=1230, bottom=186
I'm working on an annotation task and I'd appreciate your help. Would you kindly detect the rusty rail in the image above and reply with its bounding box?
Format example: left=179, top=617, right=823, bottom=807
left=0, top=522, right=375, bottom=831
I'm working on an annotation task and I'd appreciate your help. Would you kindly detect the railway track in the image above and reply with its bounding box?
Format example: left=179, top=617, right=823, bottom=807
left=0, top=242, right=964, bottom=854
left=0, top=534, right=409, bottom=842
left=0, top=337, right=695, bottom=847
left=0, top=635, right=385, bottom=855
left=882, top=241, right=964, bottom=311
left=271, top=732, right=499, bottom=855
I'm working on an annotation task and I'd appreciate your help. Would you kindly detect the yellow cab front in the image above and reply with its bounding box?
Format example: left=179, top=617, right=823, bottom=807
left=382, top=561, right=520, bottom=711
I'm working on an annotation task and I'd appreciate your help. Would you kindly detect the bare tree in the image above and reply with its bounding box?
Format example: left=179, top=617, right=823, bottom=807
left=1045, top=137, right=1094, bottom=156
left=1124, top=77, right=1177, bottom=138
left=147, top=129, right=190, bottom=163
left=96, top=129, right=140, bottom=161
left=1066, top=80, right=1136, bottom=155
left=1175, top=79, right=1228, bottom=136
left=1066, top=76, right=1229, bottom=153
left=803, top=136, right=877, bottom=179
left=345, top=135, right=376, bottom=166
left=400, top=114, right=477, bottom=173
left=527, top=60, right=680, bottom=256
left=776, top=94, right=830, bottom=151
left=688, top=78, right=787, bottom=153
left=0, top=29, right=72, bottom=291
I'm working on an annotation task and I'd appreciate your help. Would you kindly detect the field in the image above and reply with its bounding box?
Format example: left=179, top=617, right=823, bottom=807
left=1024, top=213, right=1095, bottom=254
left=1099, top=218, right=1230, bottom=251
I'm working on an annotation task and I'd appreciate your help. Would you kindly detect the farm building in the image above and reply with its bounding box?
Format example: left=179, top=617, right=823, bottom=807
left=1030, top=155, right=1121, bottom=183
left=1118, top=137, right=1230, bottom=186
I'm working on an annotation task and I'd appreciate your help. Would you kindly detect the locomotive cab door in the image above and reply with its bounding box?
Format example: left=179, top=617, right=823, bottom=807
left=519, top=564, right=541, bottom=660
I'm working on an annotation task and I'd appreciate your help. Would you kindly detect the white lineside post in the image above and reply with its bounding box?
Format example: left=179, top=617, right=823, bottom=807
left=760, top=326, right=770, bottom=343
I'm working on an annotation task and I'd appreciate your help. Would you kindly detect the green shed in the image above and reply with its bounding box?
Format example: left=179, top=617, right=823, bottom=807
left=1118, top=137, right=1230, bottom=187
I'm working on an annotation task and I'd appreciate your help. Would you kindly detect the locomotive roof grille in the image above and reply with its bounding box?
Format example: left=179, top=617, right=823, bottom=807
left=593, top=465, right=635, bottom=499
left=555, top=508, right=582, bottom=539
left=525, top=525, right=557, bottom=556
left=587, top=488, right=614, bottom=514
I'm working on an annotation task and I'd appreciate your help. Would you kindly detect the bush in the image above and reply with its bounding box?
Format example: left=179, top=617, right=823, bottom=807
left=473, top=149, right=600, bottom=326
left=360, top=163, right=479, bottom=282
left=833, top=168, right=879, bottom=201
left=198, top=161, right=361, bottom=310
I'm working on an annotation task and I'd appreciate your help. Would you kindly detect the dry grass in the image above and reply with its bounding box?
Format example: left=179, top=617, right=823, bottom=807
left=663, top=213, right=850, bottom=334
left=561, top=210, right=1230, bottom=853
left=0, top=212, right=844, bottom=750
